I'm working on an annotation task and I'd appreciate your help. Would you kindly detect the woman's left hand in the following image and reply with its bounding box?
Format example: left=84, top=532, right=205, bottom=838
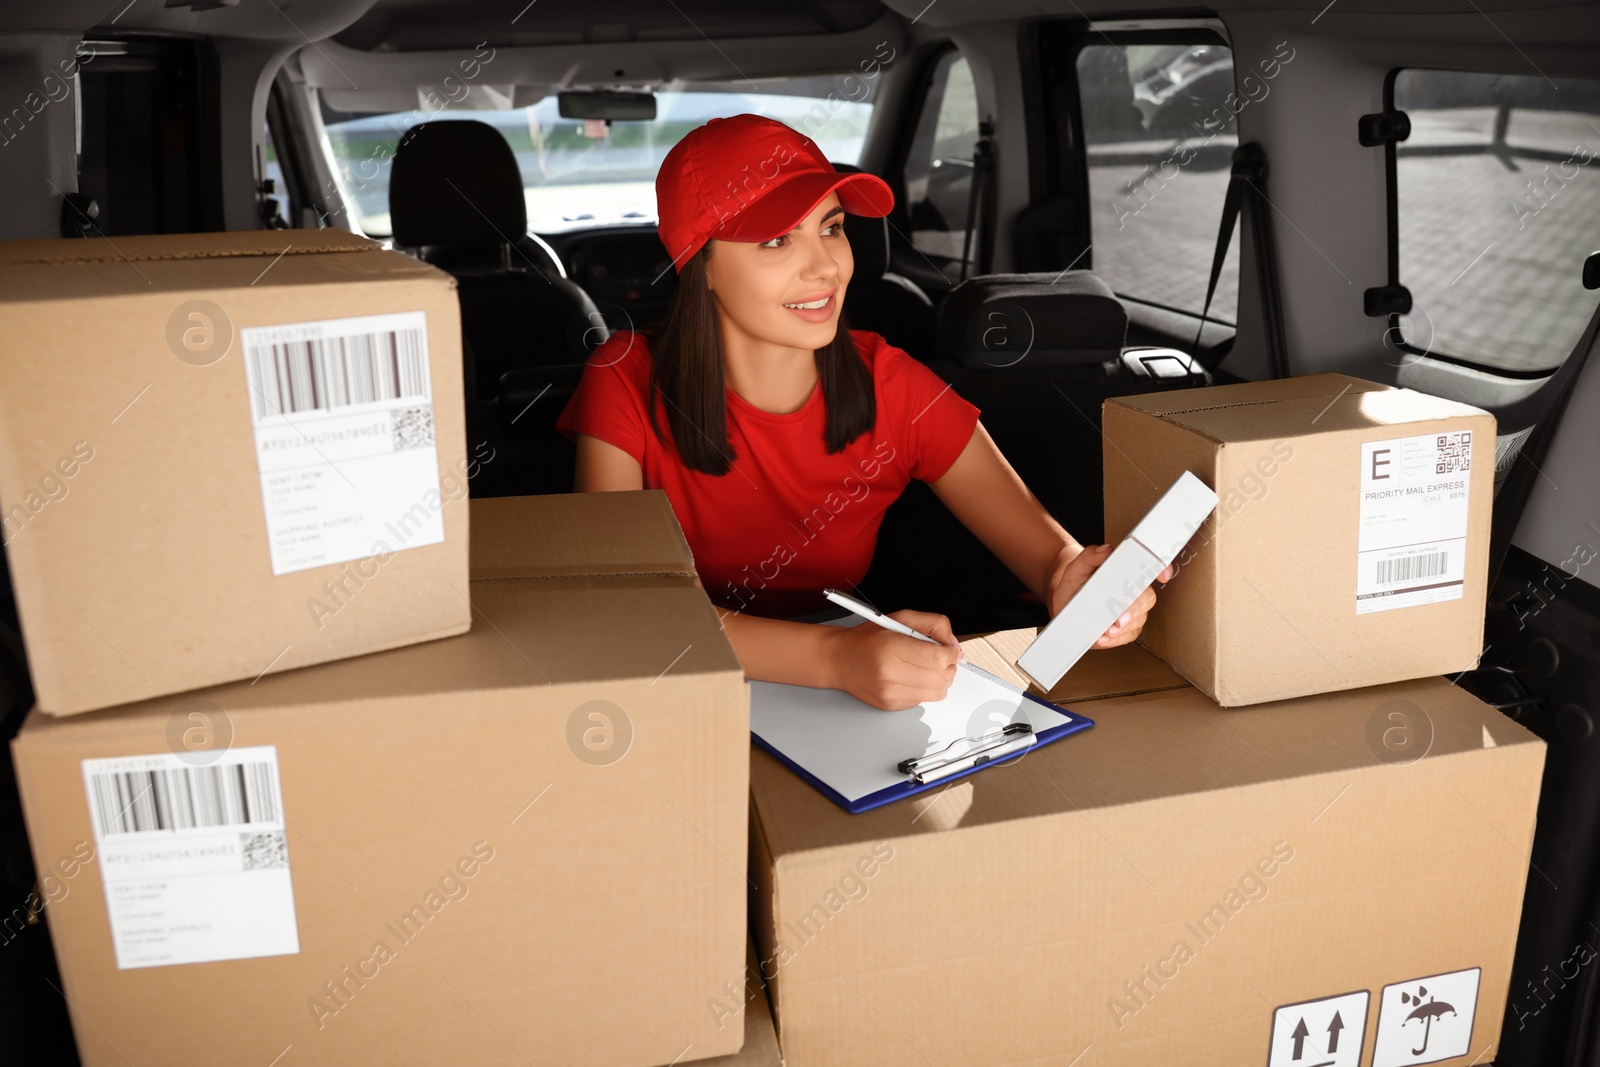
left=1044, top=543, right=1174, bottom=648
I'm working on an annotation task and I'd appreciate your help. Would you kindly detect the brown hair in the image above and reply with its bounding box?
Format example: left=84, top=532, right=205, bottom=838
left=644, top=241, right=876, bottom=476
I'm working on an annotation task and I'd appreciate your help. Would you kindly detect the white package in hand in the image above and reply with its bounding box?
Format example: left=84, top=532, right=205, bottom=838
left=1017, top=470, right=1217, bottom=691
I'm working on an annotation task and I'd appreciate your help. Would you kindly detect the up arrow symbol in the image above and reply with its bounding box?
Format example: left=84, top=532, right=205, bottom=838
left=1291, top=1017, right=1309, bottom=1059
left=1328, top=1010, right=1345, bottom=1053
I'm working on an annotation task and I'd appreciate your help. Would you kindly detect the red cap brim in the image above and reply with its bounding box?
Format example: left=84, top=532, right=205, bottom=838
left=711, top=171, right=895, bottom=244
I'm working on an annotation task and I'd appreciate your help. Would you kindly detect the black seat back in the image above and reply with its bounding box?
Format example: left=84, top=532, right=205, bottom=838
left=936, top=270, right=1128, bottom=369
left=929, top=270, right=1131, bottom=544
left=391, top=119, right=527, bottom=252
left=830, top=162, right=937, bottom=362
left=390, top=120, right=606, bottom=496
left=863, top=270, right=1148, bottom=632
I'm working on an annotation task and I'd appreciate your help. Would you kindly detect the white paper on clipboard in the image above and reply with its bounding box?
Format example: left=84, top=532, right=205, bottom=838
left=749, top=619, right=1076, bottom=803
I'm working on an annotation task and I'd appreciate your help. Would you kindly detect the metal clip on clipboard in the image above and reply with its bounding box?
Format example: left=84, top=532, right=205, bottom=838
left=896, top=722, right=1036, bottom=785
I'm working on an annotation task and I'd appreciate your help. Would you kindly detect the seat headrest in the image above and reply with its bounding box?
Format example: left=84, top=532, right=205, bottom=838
left=829, top=162, right=889, bottom=280
left=390, top=120, right=527, bottom=248
left=936, top=271, right=1129, bottom=370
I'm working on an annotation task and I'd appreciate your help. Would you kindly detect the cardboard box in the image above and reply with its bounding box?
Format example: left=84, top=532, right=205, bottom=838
left=0, top=230, right=472, bottom=715
left=706, top=939, right=785, bottom=1067
left=12, top=491, right=751, bottom=1067
left=1103, top=373, right=1496, bottom=706
left=750, top=629, right=1542, bottom=1067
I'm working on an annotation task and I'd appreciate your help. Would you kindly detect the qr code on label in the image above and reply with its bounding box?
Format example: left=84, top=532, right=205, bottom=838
left=240, top=830, right=288, bottom=871
left=392, top=405, right=436, bottom=451
left=1436, top=430, right=1472, bottom=474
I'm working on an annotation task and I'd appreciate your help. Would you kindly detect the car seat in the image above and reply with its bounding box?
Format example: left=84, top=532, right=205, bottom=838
left=389, top=119, right=608, bottom=495
left=859, top=271, right=1143, bottom=634
left=830, top=162, right=938, bottom=363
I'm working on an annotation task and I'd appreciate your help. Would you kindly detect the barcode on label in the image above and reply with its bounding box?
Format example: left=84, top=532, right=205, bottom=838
left=88, top=762, right=280, bottom=836
left=246, top=327, right=427, bottom=420
left=1376, top=551, right=1448, bottom=586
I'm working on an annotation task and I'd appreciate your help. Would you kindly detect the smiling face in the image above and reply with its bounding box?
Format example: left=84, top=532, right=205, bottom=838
left=702, top=191, right=853, bottom=353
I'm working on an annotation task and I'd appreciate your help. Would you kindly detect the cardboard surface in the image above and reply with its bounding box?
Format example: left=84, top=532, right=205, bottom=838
left=1103, top=373, right=1496, bottom=705
left=699, top=939, right=785, bottom=1067
left=750, top=626, right=1543, bottom=1066
left=12, top=491, right=751, bottom=1067
left=960, top=630, right=1188, bottom=705
left=0, top=230, right=471, bottom=715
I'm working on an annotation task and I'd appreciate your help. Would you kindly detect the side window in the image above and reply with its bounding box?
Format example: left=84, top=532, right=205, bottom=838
left=260, top=121, right=290, bottom=228
left=1392, top=70, right=1600, bottom=373
left=1076, top=42, right=1242, bottom=320
left=901, top=50, right=982, bottom=273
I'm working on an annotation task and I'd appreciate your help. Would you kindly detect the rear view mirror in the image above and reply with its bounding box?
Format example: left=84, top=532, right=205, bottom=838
left=558, top=91, right=657, bottom=121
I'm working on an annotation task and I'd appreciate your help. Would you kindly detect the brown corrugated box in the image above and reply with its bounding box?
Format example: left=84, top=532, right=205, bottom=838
left=12, top=490, right=752, bottom=1066
left=750, top=631, right=1542, bottom=1066
left=0, top=230, right=472, bottom=715
left=1103, top=373, right=1496, bottom=706
left=709, top=940, right=785, bottom=1067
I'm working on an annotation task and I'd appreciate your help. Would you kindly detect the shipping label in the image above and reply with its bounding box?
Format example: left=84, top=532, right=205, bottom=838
left=81, top=746, right=299, bottom=969
left=241, top=311, right=443, bottom=575
left=1357, top=431, right=1472, bottom=614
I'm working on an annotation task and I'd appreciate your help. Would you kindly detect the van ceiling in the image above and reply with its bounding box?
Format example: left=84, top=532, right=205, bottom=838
left=325, top=0, right=1600, bottom=51
left=335, top=0, right=889, bottom=51
left=0, top=0, right=1595, bottom=46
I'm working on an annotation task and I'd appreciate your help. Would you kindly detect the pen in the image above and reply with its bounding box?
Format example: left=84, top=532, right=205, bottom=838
left=822, top=588, right=962, bottom=658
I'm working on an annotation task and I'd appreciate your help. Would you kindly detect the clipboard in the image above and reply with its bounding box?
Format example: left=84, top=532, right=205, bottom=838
left=749, top=660, right=1092, bottom=814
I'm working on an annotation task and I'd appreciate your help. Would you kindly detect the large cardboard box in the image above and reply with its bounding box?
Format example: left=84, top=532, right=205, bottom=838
left=750, top=630, right=1542, bottom=1067
left=1103, top=373, right=1496, bottom=706
left=12, top=491, right=751, bottom=1067
left=0, top=230, right=473, bottom=715
left=711, top=940, right=786, bottom=1067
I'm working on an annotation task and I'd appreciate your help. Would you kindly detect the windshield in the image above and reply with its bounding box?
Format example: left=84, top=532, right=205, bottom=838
left=319, top=77, right=878, bottom=239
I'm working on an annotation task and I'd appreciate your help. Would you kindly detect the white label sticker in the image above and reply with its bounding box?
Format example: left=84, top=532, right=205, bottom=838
left=1266, top=989, right=1369, bottom=1067
left=1372, top=967, right=1480, bottom=1066
left=81, top=746, right=299, bottom=969
left=240, top=311, right=444, bottom=576
left=1357, top=431, right=1472, bottom=614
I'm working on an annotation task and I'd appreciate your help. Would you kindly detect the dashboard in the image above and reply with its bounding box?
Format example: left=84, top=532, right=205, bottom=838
left=542, top=225, right=680, bottom=333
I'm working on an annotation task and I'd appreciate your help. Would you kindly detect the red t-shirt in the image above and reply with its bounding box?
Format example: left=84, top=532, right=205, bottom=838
left=554, top=328, right=982, bottom=619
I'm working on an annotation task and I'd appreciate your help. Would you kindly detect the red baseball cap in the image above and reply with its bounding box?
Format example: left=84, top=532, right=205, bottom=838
left=656, top=113, right=894, bottom=273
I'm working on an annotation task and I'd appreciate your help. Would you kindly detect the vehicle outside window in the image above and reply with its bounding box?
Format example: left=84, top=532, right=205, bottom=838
left=1392, top=69, right=1600, bottom=374
left=901, top=49, right=982, bottom=270
left=1077, top=41, right=1247, bottom=322
left=317, top=75, right=879, bottom=239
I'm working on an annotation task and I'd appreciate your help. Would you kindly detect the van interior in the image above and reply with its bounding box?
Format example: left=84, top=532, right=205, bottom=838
left=0, top=0, right=1597, bottom=1062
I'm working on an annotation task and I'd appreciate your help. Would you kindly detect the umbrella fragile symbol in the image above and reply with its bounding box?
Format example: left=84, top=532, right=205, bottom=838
left=1371, top=967, right=1479, bottom=1067
left=1398, top=984, right=1457, bottom=1056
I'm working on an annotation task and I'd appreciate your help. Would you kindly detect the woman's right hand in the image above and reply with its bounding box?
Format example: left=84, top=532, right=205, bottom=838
left=824, top=609, right=966, bottom=711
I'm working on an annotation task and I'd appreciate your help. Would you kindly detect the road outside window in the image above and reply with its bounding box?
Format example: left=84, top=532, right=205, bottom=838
left=318, top=76, right=879, bottom=239
left=1078, top=42, right=1244, bottom=321
left=1394, top=70, right=1600, bottom=373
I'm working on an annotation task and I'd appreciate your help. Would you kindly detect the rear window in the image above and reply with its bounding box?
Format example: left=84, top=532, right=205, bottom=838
left=318, top=76, right=879, bottom=239
left=1392, top=70, right=1600, bottom=374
